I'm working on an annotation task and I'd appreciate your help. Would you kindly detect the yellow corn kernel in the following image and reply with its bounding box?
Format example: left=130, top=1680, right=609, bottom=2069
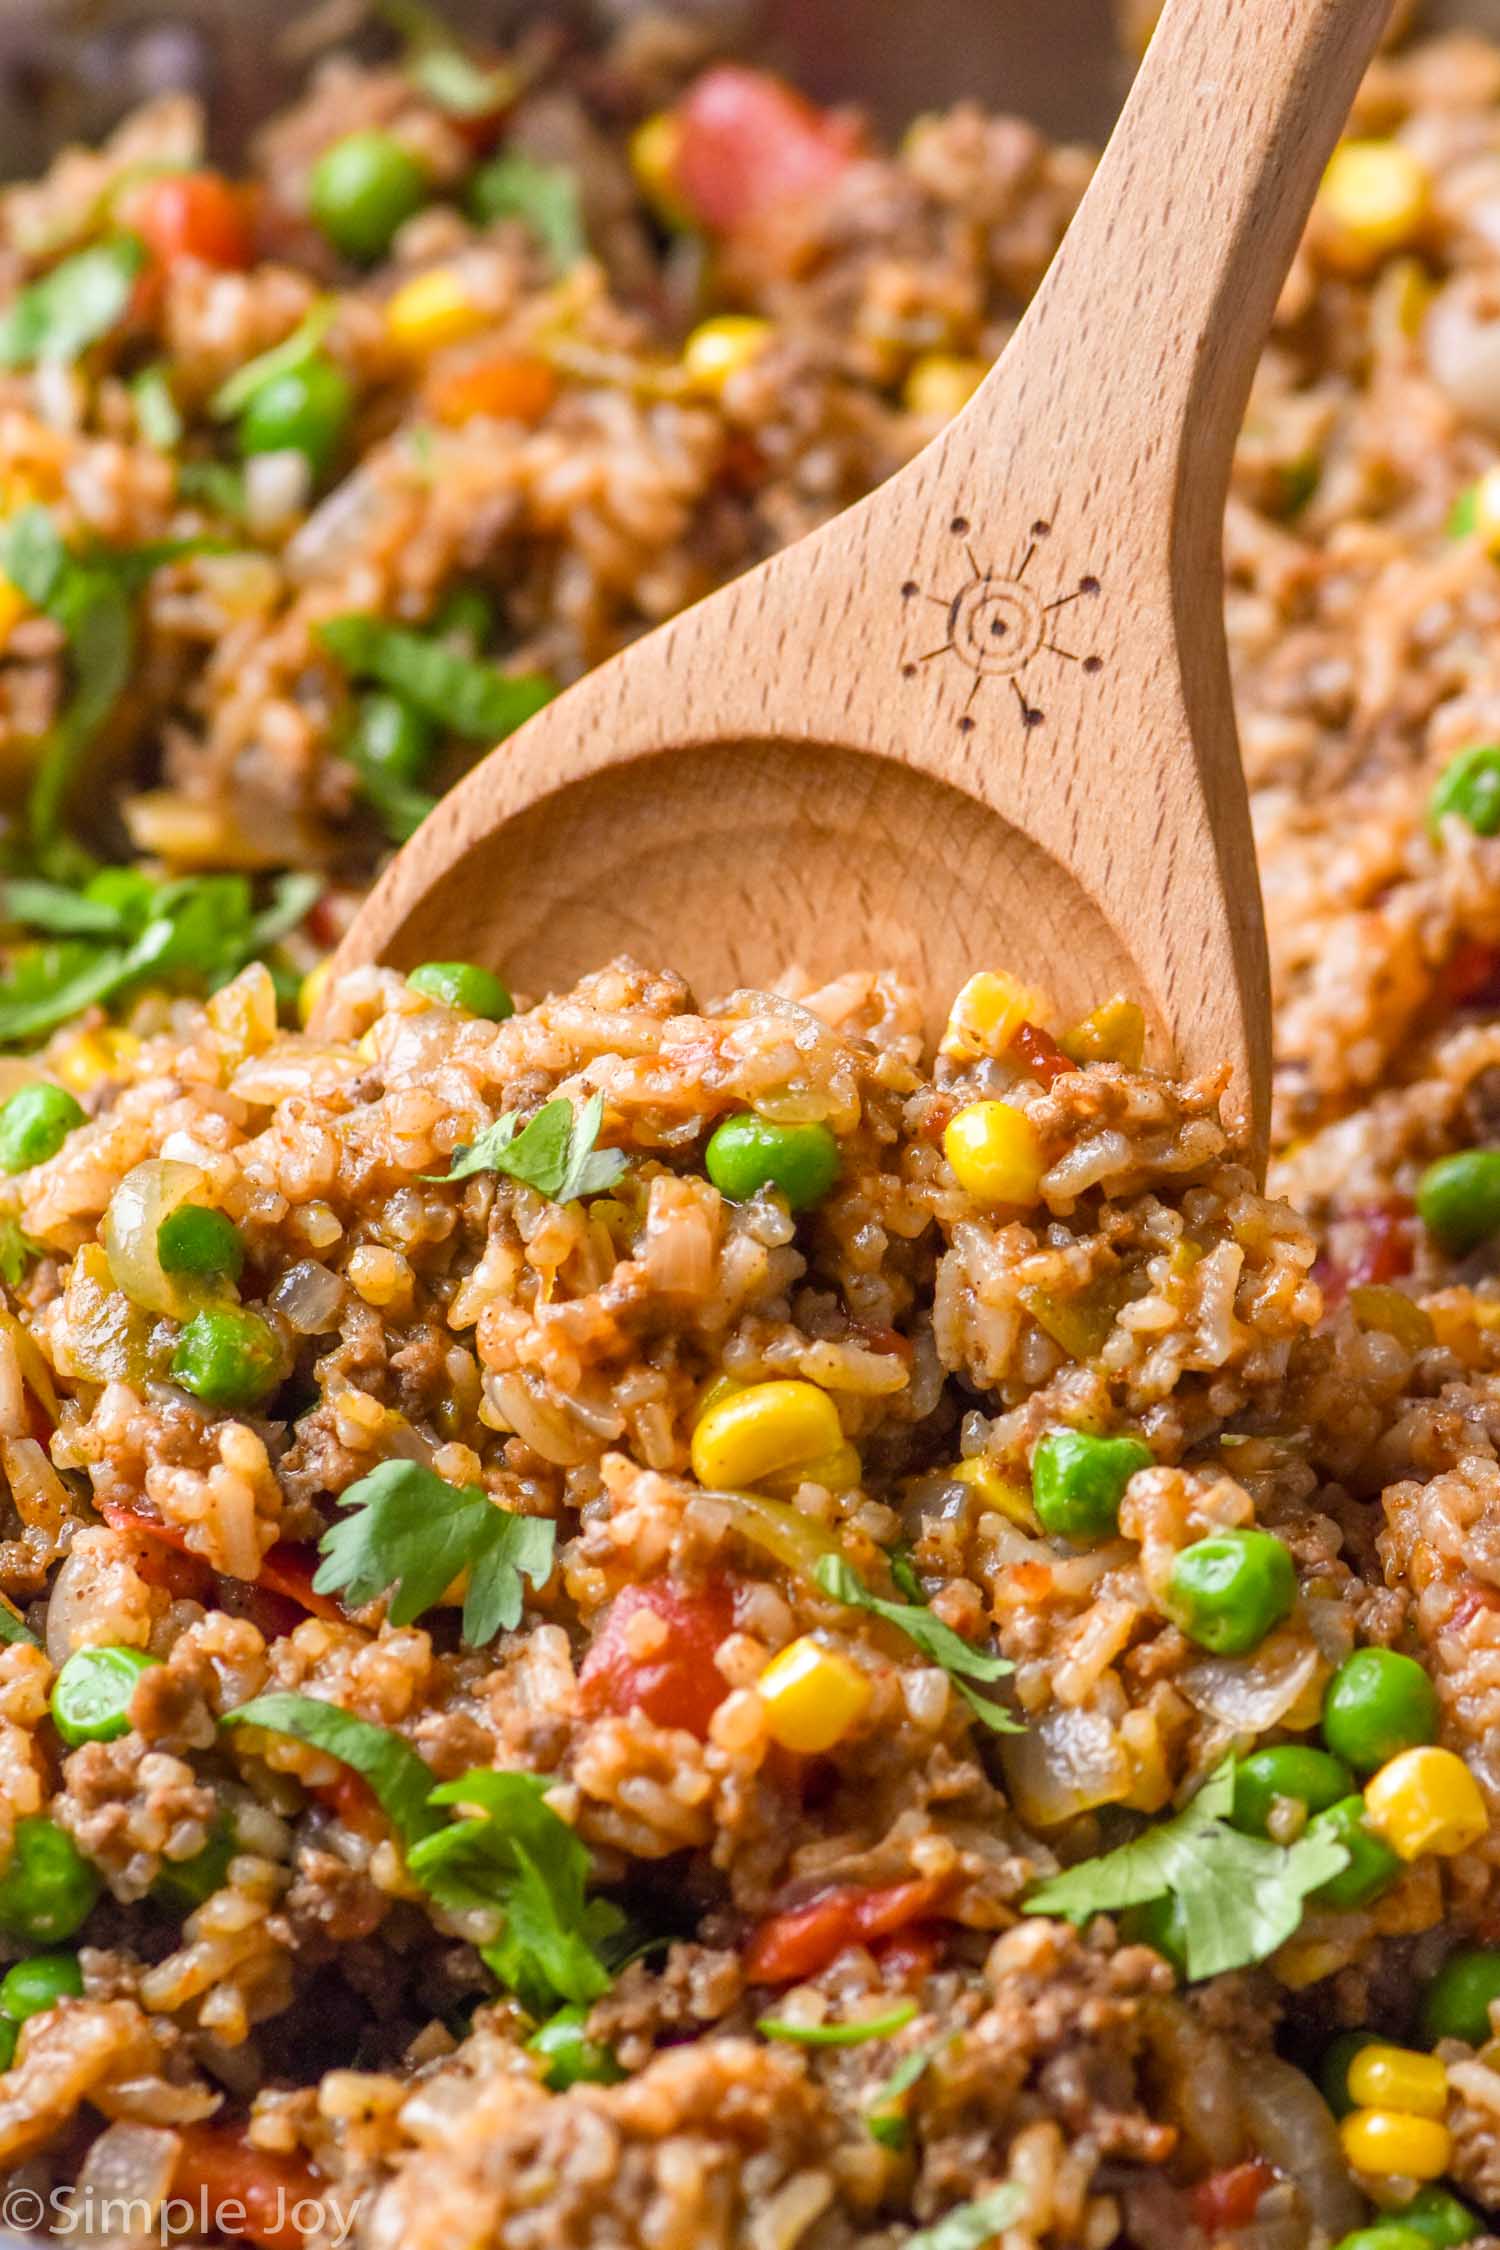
left=52, top=1027, right=141, bottom=1095
left=1346, top=2044, right=1448, bottom=2120
left=630, top=111, right=690, bottom=226
left=1339, top=2107, right=1453, bottom=2181
left=757, top=1635, right=872, bottom=1753
left=952, top=1455, right=1036, bottom=1528
left=0, top=574, right=28, bottom=645
left=943, top=1100, right=1045, bottom=1206
left=940, top=970, right=1048, bottom=1063
left=1363, top=1746, right=1489, bottom=1861
left=682, top=315, right=773, bottom=395
left=902, top=353, right=988, bottom=421
left=690, top=1378, right=843, bottom=1491
left=386, top=266, right=490, bottom=356
left=760, top=1441, right=862, bottom=1498
left=298, top=958, right=332, bottom=1029
left=1472, top=466, right=1500, bottom=559
left=1317, top=140, right=1430, bottom=274
left=1060, top=996, right=1147, bottom=1069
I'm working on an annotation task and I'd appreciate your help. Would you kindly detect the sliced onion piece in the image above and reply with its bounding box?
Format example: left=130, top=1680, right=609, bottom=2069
left=1237, top=2053, right=1363, bottom=2240
left=103, top=1158, right=218, bottom=1320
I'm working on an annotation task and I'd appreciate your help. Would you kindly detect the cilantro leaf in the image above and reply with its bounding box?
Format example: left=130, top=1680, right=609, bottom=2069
left=908, top=2187, right=1026, bottom=2250
left=0, top=1594, right=39, bottom=1647
left=211, top=304, right=334, bottom=421
left=222, top=1690, right=444, bottom=1849
left=27, top=566, right=134, bottom=857
left=813, top=1554, right=1020, bottom=1734
left=1022, top=1759, right=1351, bottom=1980
left=0, top=238, right=144, bottom=367
left=468, top=152, right=585, bottom=273
left=0, top=879, right=126, bottom=938
left=758, top=1999, right=917, bottom=2046
left=434, top=1093, right=627, bottom=1202
left=410, top=1768, right=624, bottom=2014
left=131, top=364, right=182, bottom=450
left=866, top=2040, right=942, bottom=2148
left=318, top=614, right=556, bottom=742
left=314, top=1459, right=555, bottom=1645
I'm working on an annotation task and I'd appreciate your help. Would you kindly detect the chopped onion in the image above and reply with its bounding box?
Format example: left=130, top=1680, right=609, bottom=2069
left=102, top=1158, right=213, bottom=1319
left=243, top=449, right=310, bottom=537
left=1238, top=2053, right=1364, bottom=2239
left=1179, top=1629, right=1320, bottom=1731
left=715, top=1486, right=842, bottom=1577
left=271, top=1259, right=344, bottom=1335
left=1001, top=1705, right=1130, bottom=1830
left=74, top=2119, right=181, bottom=2214
left=1425, top=282, right=1500, bottom=433
left=482, top=1371, right=605, bottom=1464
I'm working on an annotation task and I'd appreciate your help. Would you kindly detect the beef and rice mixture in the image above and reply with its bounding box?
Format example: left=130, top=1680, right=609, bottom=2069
left=6, top=9, right=1500, bottom=2250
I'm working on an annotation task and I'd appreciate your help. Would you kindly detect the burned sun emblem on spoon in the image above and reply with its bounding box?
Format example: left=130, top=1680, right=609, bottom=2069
left=900, top=516, right=1103, bottom=734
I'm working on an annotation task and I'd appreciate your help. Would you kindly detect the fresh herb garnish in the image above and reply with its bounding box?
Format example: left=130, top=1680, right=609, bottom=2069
left=907, top=2186, right=1026, bottom=2250
left=223, top=1690, right=445, bottom=1848
left=813, top=1554, right=1020, bottom=1734
left=318, top=614, right=555, bottom=742
left=409, top=1767, right=626, bottom=2014
left=0, top=1594, right=39, bottom=1647
left=468, top=152, right=585, bottom=273
left=432, top=1092, right=627, bottom=1200
left=0, top=866, right=320, bottom=1044
left=1022, top=1758, right=1350, bottom=1980
left=410, top=45, right=514, bottom=118
left=0, top=238, right=144, bottom=367
left=131, top=365, right=182, bottom=450
left=0, top=1213, right=39, bottom=1287
left=314, top=1459, right=555, bottom=1644
left=211, top=304, right=334, bottom=421
left=866, top=2041, right=941, bottom=2149
left=758, top=1999, right=917, bottom=2046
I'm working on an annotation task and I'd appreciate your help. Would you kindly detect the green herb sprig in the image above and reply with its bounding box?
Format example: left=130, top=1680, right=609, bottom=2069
left=813, top=1554, right=1019, bottom=1733
left=431, top=1092, right=627, bottom=1201
left=313, top=1459, right=556, bottom=1644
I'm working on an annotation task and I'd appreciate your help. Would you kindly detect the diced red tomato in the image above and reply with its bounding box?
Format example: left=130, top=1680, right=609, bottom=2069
left=1009, top=1020, right=1078, bottom=1087
left=309, top=1766, right=382, bottom=1837
left=1190, top=2158, right=1276, bottom=2236
left=873, top=1921, right=945, bottom=1985
left=171, top=2126, right=323, bottom=2250
left=424, top=349, right=557, bottom=428
left=1345, top=1201, right=1416, bottom=1289
left=121, top=171, right=254, bottom=271
left=97, top=1504, right=343, bottom=1631
left=577, top=1577, right=734, bottom=1738
left=1441, top=938, right=1500, bottom=1012
left=743, top=1876, right=947, bottom=1985
left=850, top=1320, right=914, bottom=1362
left=671, top=67, right=860, bottom=233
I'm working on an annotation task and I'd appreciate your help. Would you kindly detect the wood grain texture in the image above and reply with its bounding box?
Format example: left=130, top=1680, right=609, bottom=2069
left=330, top=0, right=1392, bottom=1161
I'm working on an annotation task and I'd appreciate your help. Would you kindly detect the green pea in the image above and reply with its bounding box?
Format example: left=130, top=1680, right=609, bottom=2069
left=156, top=1204, right=244, bottom=1284
left=1231, top=1745, right=1353, bottom=1837
left=1320, top=2029, right=1378, bottom=2117
left=1118, top=1892, right=1188, bottom=1980
left=0, top=1818, right=100, bottom=1942
left=406, top=961, right=513, bottom=1020
left=1030, top=1429, right=1153, bottom=1544
left=238, top=357, right=353, bottom=475
left=1428, top=743, right=1500, bottom=838
left=170, top=1304, right=282, bottom=1411
left=349, top=691, right=436, bottom=787
left=1416, top=1150, right=1500, bottom=1257
left=1164, top=1528, right=1296, bottom=1655
left=1421, top=1946, right=1500, bottom=2047
left=50, top=1645, right=162, bottom=1748
left=0, top=1083, right=84, bottom=1174
left=1329, top=2229, right=1429, bottom=2250
left=704, top=1114, right=841, bottom=1212
left=1398, top=2187, right=1483, bottom=2246
left=309, top=130, right=429, bottom=261
left=152, top=1823, right=235, bottom=1915
left=525, top=2004, right=624, bottom=2090
left=1321, top=1647, right=1439, bottom=1773
left=1305, top=1796, right=1401, bottom=1911
left=0, top=1951, right=82, bottom=2021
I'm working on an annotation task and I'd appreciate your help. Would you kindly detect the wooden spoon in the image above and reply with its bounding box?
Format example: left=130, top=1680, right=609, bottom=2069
left=330, top=0, right=1390, bottom=1154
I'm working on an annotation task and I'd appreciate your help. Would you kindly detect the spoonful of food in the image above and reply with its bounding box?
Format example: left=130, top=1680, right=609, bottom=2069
left=329, top=0, right=1390, bottom=1157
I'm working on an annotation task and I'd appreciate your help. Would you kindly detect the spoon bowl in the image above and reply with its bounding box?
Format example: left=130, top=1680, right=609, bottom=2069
left=332, top=0, right=1393, bottom=1157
